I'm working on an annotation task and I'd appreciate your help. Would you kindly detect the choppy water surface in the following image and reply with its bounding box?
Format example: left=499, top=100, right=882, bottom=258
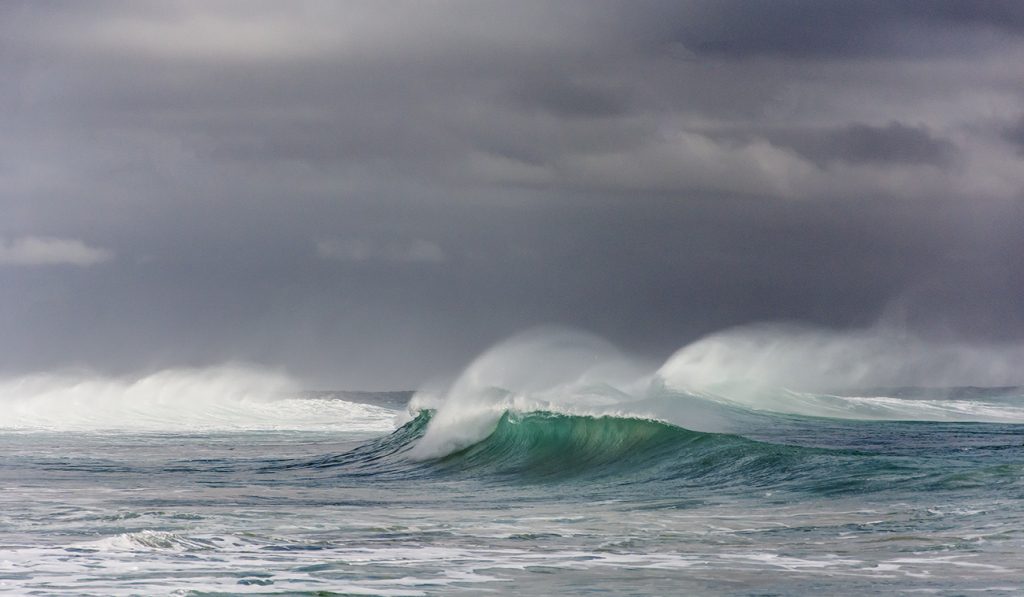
left=2, top=388, right=1024, bottom=596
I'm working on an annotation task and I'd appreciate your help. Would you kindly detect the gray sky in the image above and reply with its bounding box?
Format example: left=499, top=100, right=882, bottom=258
left=3, top=1, right=1024, bottom=388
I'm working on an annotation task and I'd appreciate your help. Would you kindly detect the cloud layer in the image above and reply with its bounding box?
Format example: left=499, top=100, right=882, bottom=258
left=2, top=1, right=1023, bottom=387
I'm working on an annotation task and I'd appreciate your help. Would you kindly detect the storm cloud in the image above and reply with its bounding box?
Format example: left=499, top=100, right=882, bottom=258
left=2, top=1, right=1023, bottom=388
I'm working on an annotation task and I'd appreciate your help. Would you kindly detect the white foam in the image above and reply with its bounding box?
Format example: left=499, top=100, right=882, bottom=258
left=658, top=322, right=1024, bottom=394
left=409, top=328, right=652, bottom=459
left=411, top=325, right=1024, bottom=458
left=0, top=366, right=397, bottom=433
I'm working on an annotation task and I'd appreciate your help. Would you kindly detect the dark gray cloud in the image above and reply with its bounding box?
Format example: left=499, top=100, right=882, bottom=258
left=1002, top=115, right=1024, bottom=154
left=2, top=1, right=1023, bottom=388
left=745, top=122, right=961, bottom=168
left=652, top=0, right=1024, bottom=58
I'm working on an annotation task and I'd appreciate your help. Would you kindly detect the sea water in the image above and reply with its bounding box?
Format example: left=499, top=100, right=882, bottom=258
left=2, top=330, right=1024, bottom=595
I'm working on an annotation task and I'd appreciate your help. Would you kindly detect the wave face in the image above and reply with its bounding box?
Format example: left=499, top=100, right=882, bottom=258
left=418, top=410, right=845, bottom=492
left=431, top=411, right=708, bottom=481
left=290, top=406, right=1022, bottom=502
left=308, top=409, right=767, bottom=484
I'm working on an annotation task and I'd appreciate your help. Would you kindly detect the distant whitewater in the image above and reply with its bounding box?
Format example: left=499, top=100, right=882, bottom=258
left=2, top=326, right=1024, bottom=595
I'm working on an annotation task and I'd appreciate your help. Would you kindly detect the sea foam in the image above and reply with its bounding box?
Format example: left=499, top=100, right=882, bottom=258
left=0, top=365, right=397, bottom=432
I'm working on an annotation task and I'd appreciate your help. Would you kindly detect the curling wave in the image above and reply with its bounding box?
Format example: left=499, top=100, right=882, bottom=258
left=308, top=408, right=936, bottom=496
left=306, top=407, right=1023, bottom=497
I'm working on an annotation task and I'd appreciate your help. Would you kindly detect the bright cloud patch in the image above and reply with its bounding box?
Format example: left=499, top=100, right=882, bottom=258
left=0, top=236, right=113, bottom=266
left=316, top=238, right=445, bottom=264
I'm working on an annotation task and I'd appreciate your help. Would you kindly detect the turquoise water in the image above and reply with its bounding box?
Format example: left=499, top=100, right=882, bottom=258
left=2, top=388, right=1024, bottom=596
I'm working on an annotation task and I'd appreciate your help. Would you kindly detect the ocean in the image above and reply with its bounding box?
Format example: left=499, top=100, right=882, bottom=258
left=2, top=329, right=1024, bottom=596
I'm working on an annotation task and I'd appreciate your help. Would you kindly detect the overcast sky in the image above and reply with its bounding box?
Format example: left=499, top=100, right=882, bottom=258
left=3, top=1, right=1024, bottom=388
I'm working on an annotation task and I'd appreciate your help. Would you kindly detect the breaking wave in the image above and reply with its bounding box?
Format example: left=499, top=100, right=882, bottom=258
left=408, top=326, right=1024, bottom=459
left=308, top=408, right=1007, bottom=497
left=0, top=366, right=398, bottom=433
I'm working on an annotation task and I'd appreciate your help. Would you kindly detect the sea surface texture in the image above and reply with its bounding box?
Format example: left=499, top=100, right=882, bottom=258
left=2, top=346, right=1024, bottom=595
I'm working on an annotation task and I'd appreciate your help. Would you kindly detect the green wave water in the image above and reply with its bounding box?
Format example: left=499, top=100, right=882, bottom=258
left=296, top=408, right=1023, bottom=504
